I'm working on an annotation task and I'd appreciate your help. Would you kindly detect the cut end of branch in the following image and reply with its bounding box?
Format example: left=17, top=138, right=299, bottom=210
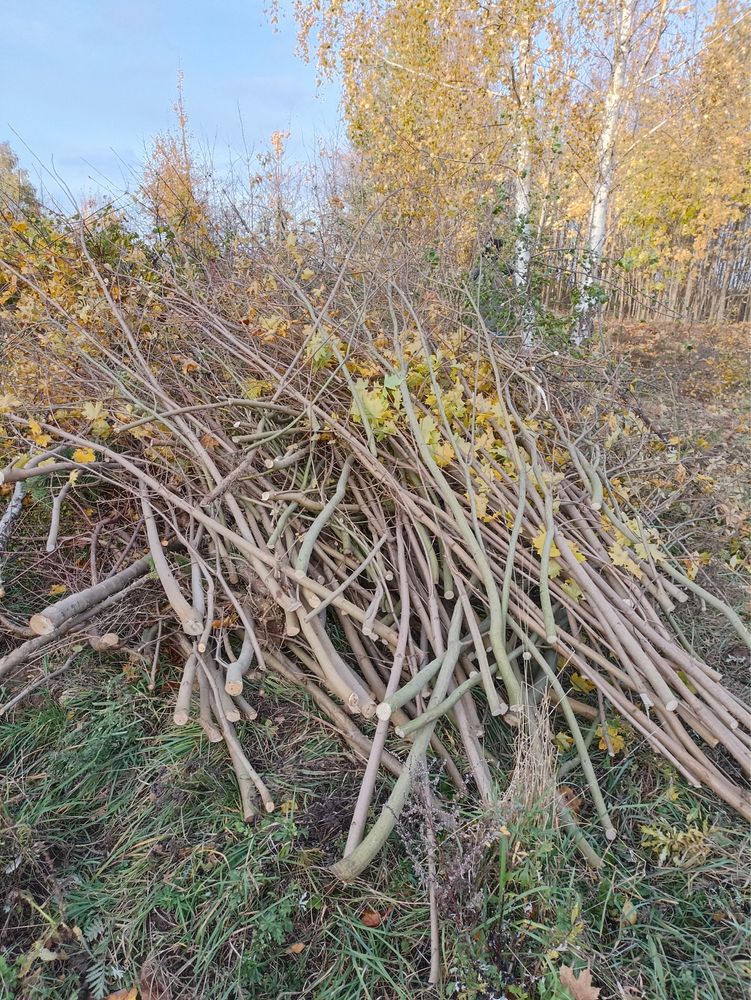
left=89, top=632, right=121, bottom=652
left=198, top=719, right=223, bottom=743
left=29, top=613, right=55, bottom=636
left=376, top=702, right=392, bottom=721
left=490, top=700, right=510, bottom=717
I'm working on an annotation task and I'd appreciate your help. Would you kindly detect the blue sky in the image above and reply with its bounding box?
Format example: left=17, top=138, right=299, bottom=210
left=2, top=0, right=341, bottom=205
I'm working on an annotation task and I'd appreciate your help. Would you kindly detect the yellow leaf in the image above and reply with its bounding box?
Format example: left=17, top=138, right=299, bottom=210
left=0, top=392, right=20, bottom=414
left=28, top=418, right=53, bottom=448
left=596, top=723, right=626, bottom=755
left=565, top=538, right=587, bottom=563
left=432, top=437, right=455, bottom=467
left=72, top=447, right=96, bottom=464
left=556, top=732, right=575, bottom=752
left=532, top=528, right=560, bottom=559
left=48, top=583, right=67, bottom=596
left=609, top=541, right=643, bottom=579
left=561, top=578, right=583, bottom=602
left=82, top=401, right=105, bottom=420
left=570, top=672, right=596, bottom=694
left=300, top=268, right=315, bottom=281
left=621, top=899, right=638, bottom=925
left=244, top=379, right=272, bottom=400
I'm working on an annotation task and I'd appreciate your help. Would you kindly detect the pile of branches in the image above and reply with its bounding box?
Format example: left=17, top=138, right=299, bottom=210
left=1, top=236, right=749, bottom=906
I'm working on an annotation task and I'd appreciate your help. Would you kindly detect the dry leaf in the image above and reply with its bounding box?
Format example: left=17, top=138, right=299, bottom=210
left=361, top=908, right=391, bottom=927
left=200, top=432, right=221, bottom=451
left=285, top=942, right=306, bottom=955
left=560, top=965, right=601, bottom=1000
left=106, top=988, right=137, bottom=1000
left=621, top=898, right=638, bottom=925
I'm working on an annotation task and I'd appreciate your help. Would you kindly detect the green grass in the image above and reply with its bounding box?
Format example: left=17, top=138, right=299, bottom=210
left=1, top=669, right=749, bottom=1000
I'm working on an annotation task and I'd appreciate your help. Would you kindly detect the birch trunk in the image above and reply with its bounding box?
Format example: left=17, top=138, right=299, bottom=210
left=573, top=0, right=635, bottom=345
left=512, top=34, right=535, bottom=347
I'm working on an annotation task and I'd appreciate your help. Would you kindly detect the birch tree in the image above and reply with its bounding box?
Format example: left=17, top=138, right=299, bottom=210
left=571, top=0, right=681, bottom=343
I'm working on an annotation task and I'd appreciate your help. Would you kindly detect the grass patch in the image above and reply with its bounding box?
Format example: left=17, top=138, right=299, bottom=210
left=1, top=669, right=748, bottom=999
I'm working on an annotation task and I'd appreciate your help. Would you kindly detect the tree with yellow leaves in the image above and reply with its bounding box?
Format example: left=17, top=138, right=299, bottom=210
left=140, top=73, right=209, bottom=246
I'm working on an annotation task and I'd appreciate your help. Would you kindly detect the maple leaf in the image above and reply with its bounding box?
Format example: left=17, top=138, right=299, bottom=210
left=547, top=558, right=563, bottom=579
left=532, top=528, right=560, bottom=559
left=82, top=401, right=105, bottom=420
left=561, top=578, right=583, bottom=602
left=72, top=447, right=96, bottom=464
left=559, top=965, right=601, bottom=1000
left=596, top=723, right=626, bottom=754
left=28, top=419, right=53, bottom=448
left=609, top=541, right=643, bottom=579
left=432, top=437, right=455, bottom=468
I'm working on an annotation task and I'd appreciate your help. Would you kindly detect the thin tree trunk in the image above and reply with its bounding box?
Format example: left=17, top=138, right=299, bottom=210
left=573, top=0, right=635, bottom=344
left=512, top=34, right=535, bottom=347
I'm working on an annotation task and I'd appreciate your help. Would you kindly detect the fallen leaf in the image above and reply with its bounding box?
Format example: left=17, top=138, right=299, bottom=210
left=596, top=723, right=626, bottom=755
left=559, top=785, right=582, bottom=813
left=570, top=672, right=596, bottom=694
left=361, top=909, right=384, bottom=927
left=556, top=731, right=576, bottom=752
left=285, top=942, right=306, bottom=955
left=38, top=946, right=67, bottom=962
left=532, top=527, right=560, bottom=559
left=200, top=432, right=221, bottom=451
left=72, top=447, right=96, bottom=464
left=48, top=583, right=68, bottom=596
left=559, top=965, right=600, bottom=1000
left=106, top=988, right=137, bottom=1000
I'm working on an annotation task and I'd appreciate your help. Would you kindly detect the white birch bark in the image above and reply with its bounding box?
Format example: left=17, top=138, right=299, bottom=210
left=573, top=0, right=636, bottom=344
left=512, top=34, right=536, bottom=347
